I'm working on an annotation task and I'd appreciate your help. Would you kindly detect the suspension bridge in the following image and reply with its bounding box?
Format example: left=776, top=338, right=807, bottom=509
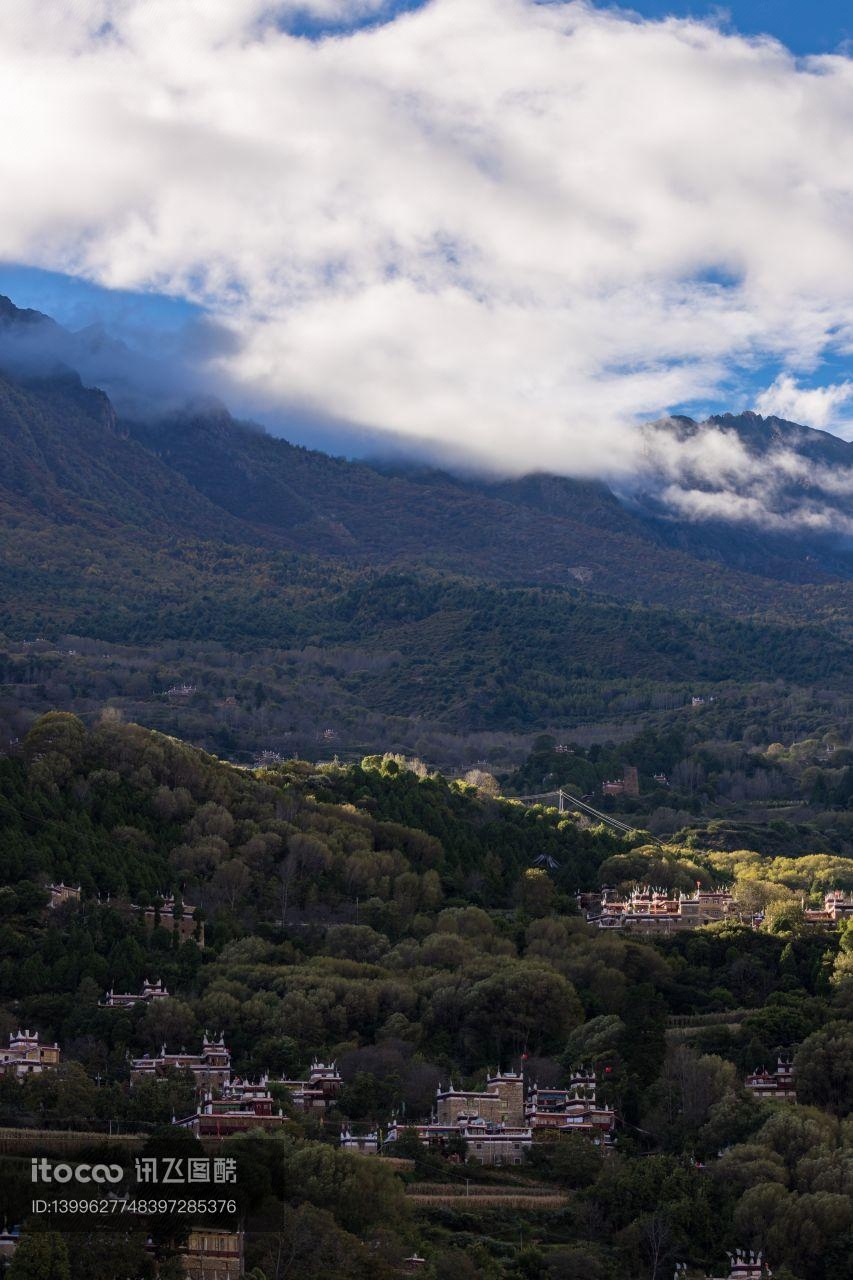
left=513, top=787, right=664, bottom=847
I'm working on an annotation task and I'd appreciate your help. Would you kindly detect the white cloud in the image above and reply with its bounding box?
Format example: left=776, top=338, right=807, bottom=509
left=1, top=0, right=853, bottom=524
left=660, top=483, right=853, bottom=533
left=754, top=374, right=853, bottom=434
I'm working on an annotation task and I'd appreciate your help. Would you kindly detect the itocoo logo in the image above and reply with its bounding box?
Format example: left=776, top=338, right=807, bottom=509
left=31, top=1158, right=123, bottom=1184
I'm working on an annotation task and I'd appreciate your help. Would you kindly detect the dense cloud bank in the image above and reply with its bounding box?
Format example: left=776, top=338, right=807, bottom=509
left=2, top=1, right=853, bottom=526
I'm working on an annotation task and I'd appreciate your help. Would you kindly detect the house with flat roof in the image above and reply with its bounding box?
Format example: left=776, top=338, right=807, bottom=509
left=745, top=1055, right=796, bottom=1102
left=587, top=885, right=737, bottom=933
left=173, top=1087, right=288, bottom=1137
left=434, top=1070, right=524, bottom=1127
left=102, top=977, right=169, bottom=1008
left=385, top=1116, right=533, bottom=1167
left=340, top=1127, right=380, bottom=1155
left=0, top=1030, right=60, bottom=1079
left=130, top=1033, right=231, bottom=1088
left=804, top=890, right=853, bottom=925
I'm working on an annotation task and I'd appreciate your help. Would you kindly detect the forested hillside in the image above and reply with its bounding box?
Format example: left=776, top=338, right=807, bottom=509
left=1, top=295, right=851, bottom=1277
left=0, top=715, right=850, bottom=1278
left=506, top=726, right=853, bottom=852
left=2, top=293, right=853, bottom=783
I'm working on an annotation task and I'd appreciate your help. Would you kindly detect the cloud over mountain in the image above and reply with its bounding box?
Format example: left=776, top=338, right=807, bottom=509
left=2, top=0, right=853, bottom=526
left=755, top=375, right=853, bottom=437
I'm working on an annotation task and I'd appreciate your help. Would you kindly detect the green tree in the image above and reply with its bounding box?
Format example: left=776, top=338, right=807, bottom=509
left=526, top=1133, right=604, bottom=1188
left=66, top=1231, right=154, bottom=1280
left=545, top=1247, right=609, bottom=1279
left=732, top=1183, right=790, bottom=1254
left=463, top=962, right=583, bottom=1058
left=516, top=868, right=557, bottom=918
left=249, top=1204, right=385, bottom=1280
left=22, top=712, right=85, bottom=773
left=286, top=1140, right=408, bottom=1234
left=794, top=1021, right=853, bottom=1117
left=7, top=1231, right=71, bottom=1280
left=756, top=1107, right=839, bottom=1174
left=711, top=1143, right=788, bottom=1192
left=562, top=1014, right=626, bottom=1068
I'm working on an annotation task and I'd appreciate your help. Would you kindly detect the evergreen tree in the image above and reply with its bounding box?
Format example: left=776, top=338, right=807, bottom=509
left=7, top=1231, right=71, bottom=1280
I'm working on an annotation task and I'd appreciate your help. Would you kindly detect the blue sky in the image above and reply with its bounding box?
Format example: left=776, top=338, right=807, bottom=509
left=277, top=2, right=853, bottom=54
left=601, top=2, right=853, bottom=56
left=0, top=264, right=201, bottom=340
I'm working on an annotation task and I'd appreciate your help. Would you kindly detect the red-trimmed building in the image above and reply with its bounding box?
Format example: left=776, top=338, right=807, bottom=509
left=102, top=977, right=169, bottom=1008
left=385, top=1116, right=533, bottom=1167
left=0, top=1030, right=61, bottom=1079
left=130, top=1033, right=231, bottom=1088
left=744, top=1056, right=796, bottom=1102
left=173, top=1087, right=289, bottom=1137
left=526, top=1069, right=615, bottom=1144
left=804, top=891, right=853, bottom=925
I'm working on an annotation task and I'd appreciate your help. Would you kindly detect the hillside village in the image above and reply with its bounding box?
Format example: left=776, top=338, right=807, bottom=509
left=0, top=1025, right=807, bottom=1160
left=0, top=718, right=849, bottom=1278
left=4, top=1, right=853, bottom=1275
left=0, top=1011, right=815, bottom=1279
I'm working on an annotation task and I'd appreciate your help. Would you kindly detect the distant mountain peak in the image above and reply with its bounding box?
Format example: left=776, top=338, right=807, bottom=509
left=0, top=294, right=55, bottom=330
left=0, top=291, right=850, bottom=591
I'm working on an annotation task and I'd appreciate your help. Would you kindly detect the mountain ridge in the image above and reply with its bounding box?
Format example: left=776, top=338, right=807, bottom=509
left=1, top=293, right=852, bottom=762
left=1, top=291, right=852, bottom=633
